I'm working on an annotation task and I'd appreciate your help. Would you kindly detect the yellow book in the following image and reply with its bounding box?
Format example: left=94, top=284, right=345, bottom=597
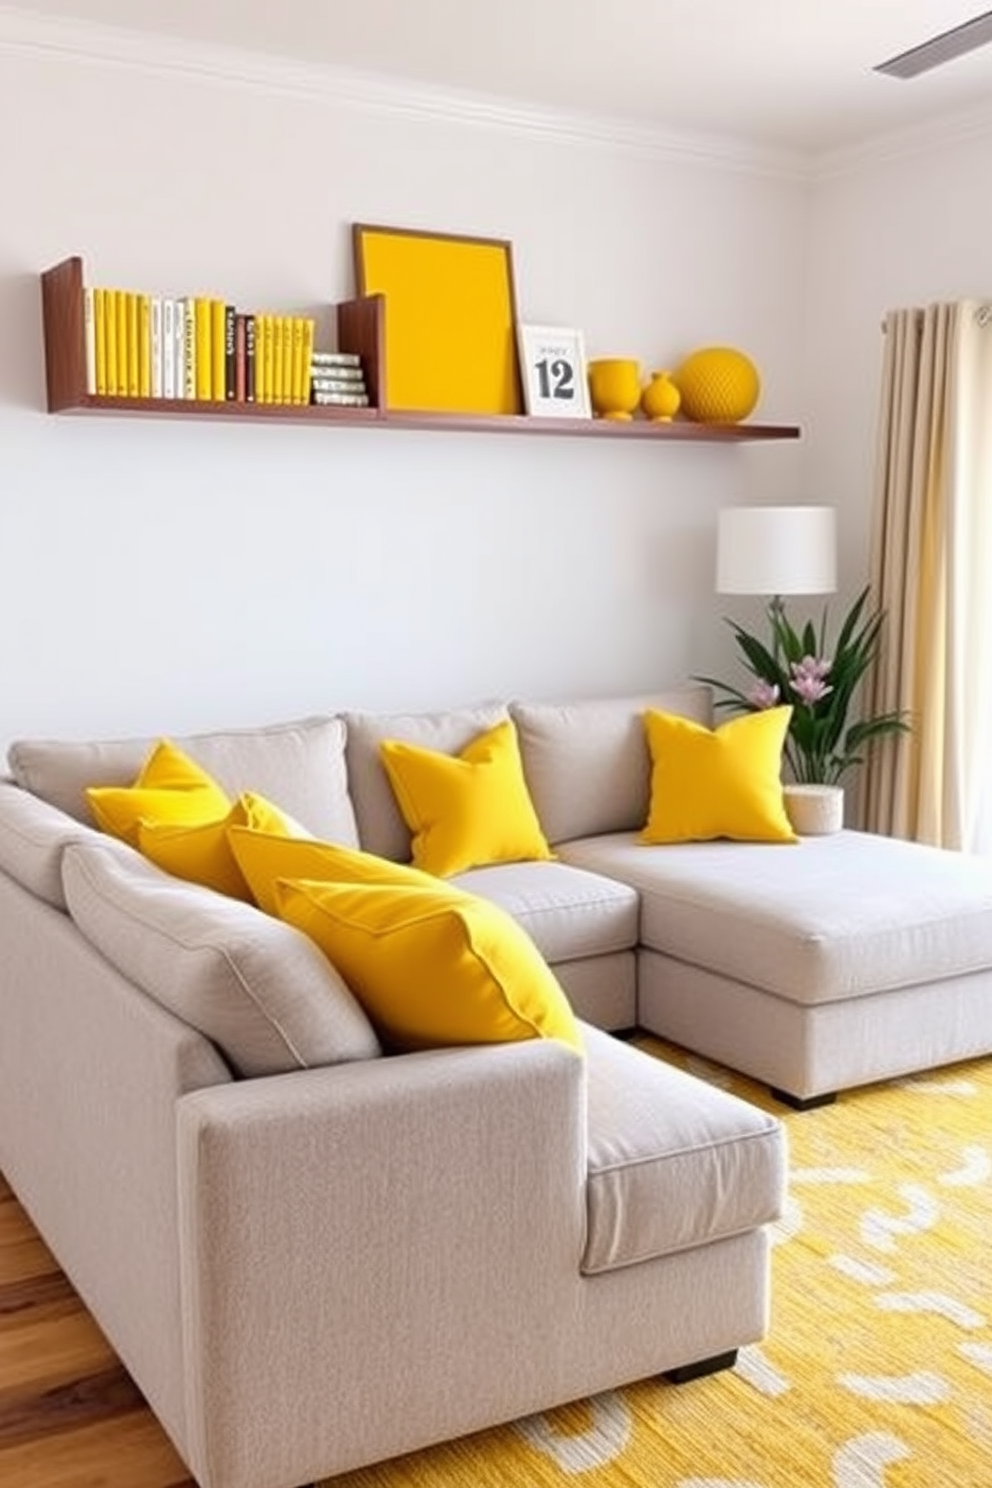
left=126, top=292, right=139, bottom=398
left=116, top=289, right=129, bottom=398
left=253, top=315, right=266, bottom=405
left=211, top=299, right=227, bottom=401
left=138, top=294, right=152, bottom=398
left=194, top=296, right=213, bottom=401
left=299, top=317, right=315, bottom=405
left=272, top=315, right=285, bottom=405
left=259, top=314, right=273, bottom=405
left=286, top=314, right=299, bottom=404
left=104, top=288, right=118, bottom=397
left=93, top=287, right=107, bottom=397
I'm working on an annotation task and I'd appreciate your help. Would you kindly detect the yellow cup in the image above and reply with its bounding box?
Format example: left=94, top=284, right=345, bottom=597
left=588, top=358, right=641, bottom=421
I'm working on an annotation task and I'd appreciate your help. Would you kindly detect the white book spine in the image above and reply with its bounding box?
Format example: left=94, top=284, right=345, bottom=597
left=83, top=286, right=96, bottom=394
left=163, top=298, right=176, bottom=399
left=173, top=298, right=186, bottom=400
left=182, top=296, right=196, bottom=400
left=150, top=296, right=163, bottom=398
left=312, top=376, right=367, bottom=393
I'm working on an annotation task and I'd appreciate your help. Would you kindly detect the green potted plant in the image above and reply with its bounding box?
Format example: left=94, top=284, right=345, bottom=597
left=696, top=587, right=910, bottom=832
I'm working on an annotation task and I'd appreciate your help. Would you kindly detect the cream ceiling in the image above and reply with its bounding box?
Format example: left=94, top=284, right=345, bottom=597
left=7, top=0, right=992, bottom=157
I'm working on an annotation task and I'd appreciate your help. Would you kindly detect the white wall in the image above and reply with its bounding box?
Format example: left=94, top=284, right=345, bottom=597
left=0, top=19, right=806, bottom=752
left=806, top=122, right=992, bottom=604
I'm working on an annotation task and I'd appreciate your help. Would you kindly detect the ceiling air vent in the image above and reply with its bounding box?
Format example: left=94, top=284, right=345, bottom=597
left=875, top=9, right=992, bottom=78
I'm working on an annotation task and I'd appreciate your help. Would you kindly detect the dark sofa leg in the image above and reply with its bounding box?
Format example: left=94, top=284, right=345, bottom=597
left=665, top=1349, right=738, bottom=1384
left=770, top=1087, right=837, bottom=1111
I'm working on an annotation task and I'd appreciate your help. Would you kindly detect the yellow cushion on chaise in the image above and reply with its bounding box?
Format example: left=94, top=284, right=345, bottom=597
left=641, top=705, right=798, bottom=845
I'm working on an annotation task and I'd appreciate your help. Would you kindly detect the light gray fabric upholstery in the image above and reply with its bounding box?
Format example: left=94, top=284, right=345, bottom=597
left=62, top=838, right=381, bottom=1076
left=638, top=947, right=992, bottom=1101
left=0, top=776, right=104, bottom=909
left=451, top=860, right=639, bottom=964
left=559, top=829, right=992, bottom=1004
left=8, top=714, right=359, bottom=844
left=556, top=951, right=638, bottom=1030
left=343, top=700, right=509, bottom=861
left=510, top=686, right=712, bottom=844
left=581, top=1027, right=785, bottom=1273
left=175, top=1038, right=772, bottom=1488
left=0, top=869, right=230, bottom=1453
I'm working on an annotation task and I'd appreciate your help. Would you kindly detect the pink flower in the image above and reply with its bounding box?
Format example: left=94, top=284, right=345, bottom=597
left=748, top=680, right=781, bottom=709
left=789, top=655, right=833, bottom=706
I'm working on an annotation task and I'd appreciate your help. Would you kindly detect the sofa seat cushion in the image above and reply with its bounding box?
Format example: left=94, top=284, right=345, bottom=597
left=62, top=838, right=381, bottom=1077
left=8, top=715, right=358, bottom=845
left=559, top=830, right=992, bottom=1005
left=451, top=862, right=638, bottom=966
left=581, top=1026, right=785, bottom=1275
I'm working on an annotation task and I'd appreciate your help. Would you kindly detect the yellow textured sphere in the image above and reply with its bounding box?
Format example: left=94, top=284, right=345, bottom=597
left=673, top=347, right=760, bottom=423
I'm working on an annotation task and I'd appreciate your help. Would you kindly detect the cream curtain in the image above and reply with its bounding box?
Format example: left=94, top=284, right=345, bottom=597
left=862, top=302, right=992, bottom=851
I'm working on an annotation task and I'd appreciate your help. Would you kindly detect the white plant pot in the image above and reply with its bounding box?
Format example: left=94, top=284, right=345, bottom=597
left=783, top=784, right=845, bottom=837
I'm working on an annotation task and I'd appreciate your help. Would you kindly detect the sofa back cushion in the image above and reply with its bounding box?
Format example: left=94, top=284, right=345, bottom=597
left=0, top=778, right=104, bottom=909
left=343, top=701, right=509, bottom=861
left=61, top=838, right=381, bottom=1077
left=509, top=686, right=713, bottom=844
left=8, top=715, right=359, bottom=845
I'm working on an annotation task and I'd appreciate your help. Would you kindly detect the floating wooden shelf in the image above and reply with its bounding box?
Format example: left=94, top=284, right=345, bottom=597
left=41, top=257, right=801, bottom=444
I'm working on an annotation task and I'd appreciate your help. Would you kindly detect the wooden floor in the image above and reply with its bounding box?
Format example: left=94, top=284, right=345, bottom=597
left=0, top=1170, right=196, bottom=1488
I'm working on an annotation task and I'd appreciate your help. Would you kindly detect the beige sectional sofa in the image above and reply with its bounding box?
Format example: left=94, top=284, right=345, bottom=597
left=2, top=685, right=992, bottom=1488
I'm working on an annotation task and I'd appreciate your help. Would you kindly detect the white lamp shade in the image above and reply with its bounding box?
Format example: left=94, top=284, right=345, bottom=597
left=716, top=505, right=837, bottom=596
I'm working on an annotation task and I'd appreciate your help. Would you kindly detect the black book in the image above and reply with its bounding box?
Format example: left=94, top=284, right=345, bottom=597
left=244, top=314, right=256, bottom=403
left=224, top=305, right=236, bottom=401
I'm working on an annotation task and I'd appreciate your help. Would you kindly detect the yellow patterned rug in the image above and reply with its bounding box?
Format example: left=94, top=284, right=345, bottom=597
left=322, top=1036, right=992, bottom=1488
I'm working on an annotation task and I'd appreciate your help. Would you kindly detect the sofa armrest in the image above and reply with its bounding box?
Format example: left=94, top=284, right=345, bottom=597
left=175, top=1038, right=586, bottom=1488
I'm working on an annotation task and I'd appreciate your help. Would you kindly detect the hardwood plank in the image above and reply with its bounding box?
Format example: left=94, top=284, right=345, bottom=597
left=0, top=1302, right=117, bottom=1391
left=0, top=1202, right=60, bottom=1286
left=0, top=1363, right=144, bottom=1447
left=0, top=1271, right=74, bottom=1316
left=0, top=1408, right=194, bottom=1488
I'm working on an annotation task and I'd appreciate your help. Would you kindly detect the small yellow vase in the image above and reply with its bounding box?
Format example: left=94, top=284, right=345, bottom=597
left=588, top=358, right=641, bottom=421
left=640, top=370, right=681, bottom=423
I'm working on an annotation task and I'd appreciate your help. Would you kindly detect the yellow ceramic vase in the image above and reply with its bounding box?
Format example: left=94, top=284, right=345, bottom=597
left=588, top=358, right=641, bottom=421
left=640, top=370, right=681, bottom=423
left=673, top=347, right=761, bottom=423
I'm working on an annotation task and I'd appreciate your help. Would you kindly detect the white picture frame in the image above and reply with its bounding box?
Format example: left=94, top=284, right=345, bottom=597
left=516, top=323, right=591, bottom=419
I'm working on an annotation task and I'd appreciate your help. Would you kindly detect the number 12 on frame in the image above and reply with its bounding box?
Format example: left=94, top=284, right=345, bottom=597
left=516, top=324, right=592, bottom=419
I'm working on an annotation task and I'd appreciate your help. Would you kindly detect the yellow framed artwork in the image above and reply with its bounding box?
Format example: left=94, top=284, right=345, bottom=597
left=352, top=224, right=523, bottom=415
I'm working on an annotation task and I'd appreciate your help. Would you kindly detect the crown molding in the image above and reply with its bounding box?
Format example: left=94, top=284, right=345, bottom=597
left=812, top=96, right=992, bottom=180
left=0, top=4, right=807, bottom=181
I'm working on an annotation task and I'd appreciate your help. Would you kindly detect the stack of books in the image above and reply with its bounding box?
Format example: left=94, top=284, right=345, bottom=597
left=310, top=351, right=369, bottom=407
left=83, top=279, right=319, bottom=406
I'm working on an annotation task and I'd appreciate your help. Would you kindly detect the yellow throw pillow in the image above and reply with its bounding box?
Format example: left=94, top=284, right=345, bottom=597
left=641, top=706, right=798, bottom=845
left=139, top=793, right=302, bottom=899
left=379, top=718, right=553, bottom=877
left=86, top=739, right=230, bottom=845
left=275, top=877, right=582, bottom=1054
left=228, top=829, right=440, bottom=916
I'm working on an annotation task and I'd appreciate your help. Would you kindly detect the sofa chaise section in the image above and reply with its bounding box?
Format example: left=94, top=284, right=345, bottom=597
left=560, top=828, right=992, bottom=1106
